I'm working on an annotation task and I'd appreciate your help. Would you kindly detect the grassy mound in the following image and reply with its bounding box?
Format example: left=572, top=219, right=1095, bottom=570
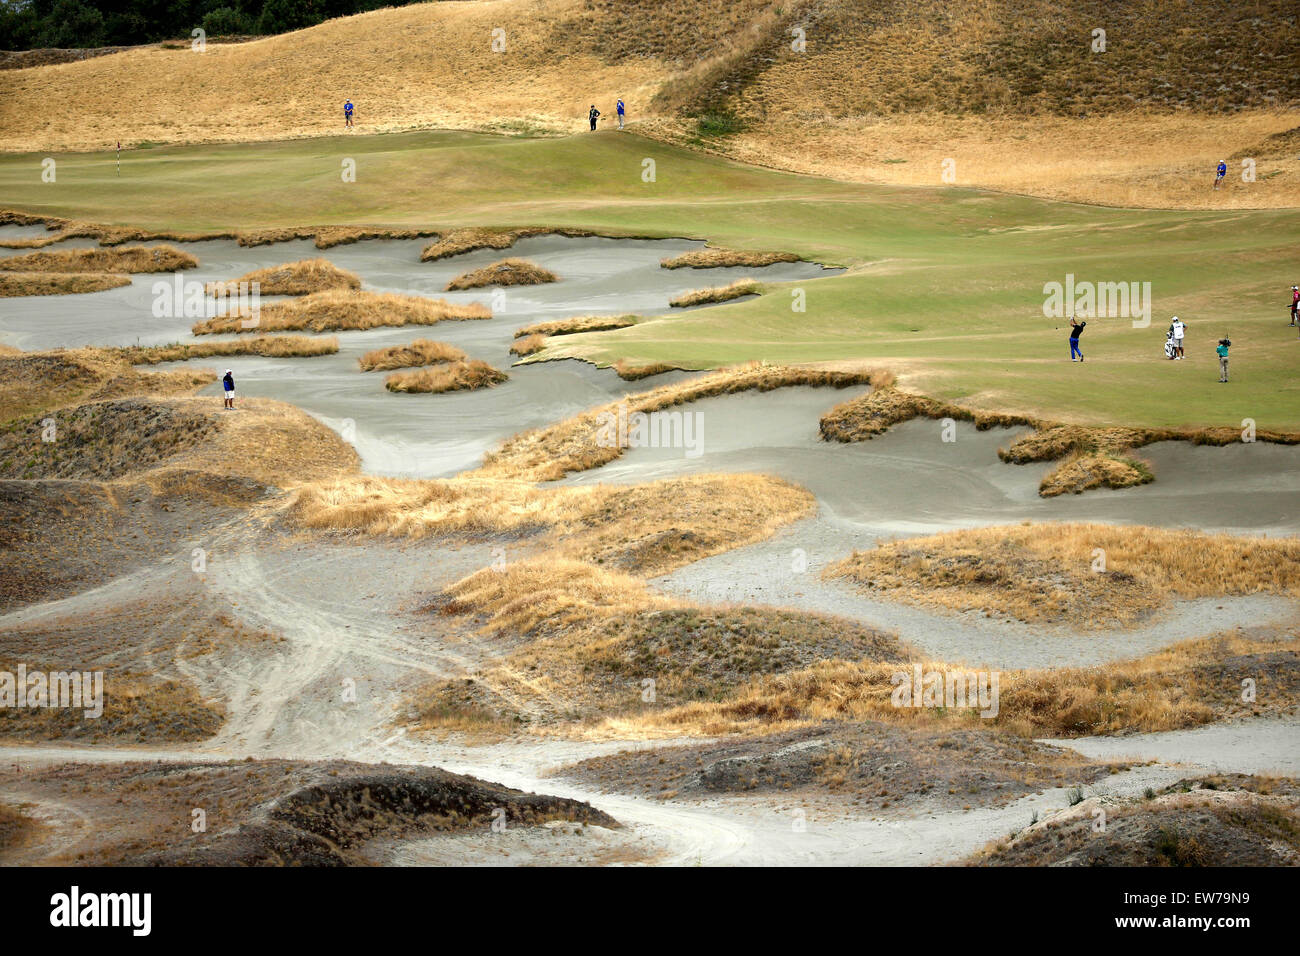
left=445, top=257, right=558, bottom=291
left=612, top=360, right=676, bottom=380
left=0, top=272, right=131, bottom=296
left=415, top=600, right=907, bottom=728
left=114, top=335, right=339, bottom=364
left=420, top=226, right=596, bottom=262
left=819, top=378, right=1033, bottom=441
left=825, top=522, right=1300, bottom=627
left=509, top=334, right=547, bottom=356
left=564, top=722, right=1116, bottom=809
left=0, top=759, right=616, bottom=866
left=627, top=626, right=1300, bottom=739
left=204, top=258, right=360, bottom=297
left=0, top=378, right=357, bottom=485
left=7, top=1, right=1299, bottom=208
left=0, top=399, right=219, bottom=481
left=384, top=359, right=508, bottom=393
left=0, top=347, right=215, bottom=423
left=660, top=248, right=799, bottom=269
left=286, top=472, right=811, bottom=576
left=1000, top=423, right=1299, bottom=495
left=0, top=662, right=223, bottom=743
left=238, top=224, right=436, bottom=249
left=978, top=775, right=1300, bottom=867
left=192, top=290, right=490, bottom=334
left=669, top=278, right=760, bottom=307
left=358, top=339, right=465, bottom=371
left=514, top=314, right=638, bottom=338
left=0, top=244, right=196, bottom=273
left=1038, top=451, right=1154, bottom=496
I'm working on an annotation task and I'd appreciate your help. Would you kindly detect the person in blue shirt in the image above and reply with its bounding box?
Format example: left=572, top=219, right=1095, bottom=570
left=1214, top=160, right=1226, bottom=190
left=222, top=370, right=235, bottom=409
left=344, top=100, right=355, bottom=129
left=616, top=97, right=626, bottom=130
left=1216, top=338, right=1230, bottom=383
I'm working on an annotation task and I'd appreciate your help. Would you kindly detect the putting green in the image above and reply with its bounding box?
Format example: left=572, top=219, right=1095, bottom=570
left=3, top=129, right=1297, bottom=429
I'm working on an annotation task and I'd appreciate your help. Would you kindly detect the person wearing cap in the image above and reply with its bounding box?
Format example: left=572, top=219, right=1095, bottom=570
left=222, top=369, right=235, bottom=409
left=1290, top=285, right=1298, bottom=326
left=1214, top=160, right=1227, bottom=190
left=1169, top=316, right=1186, bottom=359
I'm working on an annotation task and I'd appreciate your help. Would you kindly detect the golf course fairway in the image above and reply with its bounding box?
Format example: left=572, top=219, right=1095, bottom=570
left=3, top=128, right=1297, bottom=430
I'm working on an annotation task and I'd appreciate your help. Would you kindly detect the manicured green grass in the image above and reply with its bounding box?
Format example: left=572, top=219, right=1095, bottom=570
left=3, top=129, right=1298, bottom=429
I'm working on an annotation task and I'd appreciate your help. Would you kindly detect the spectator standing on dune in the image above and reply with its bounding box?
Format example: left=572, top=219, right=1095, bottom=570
left=588, top=105, right=601, bottom=131
left=222, top=370, right=235, bottom=410
left=1069, top=317, right=1086, bottom=362
left=1214, top=160, right=1227, bottom=190
left=616, top=97, right=626, bottom=130
left=344, top=100, right=354, bottom=129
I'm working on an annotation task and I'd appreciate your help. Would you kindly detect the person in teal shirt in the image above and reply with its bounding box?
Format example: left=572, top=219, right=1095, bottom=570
left=1216, top=338, right=1230, bottom=383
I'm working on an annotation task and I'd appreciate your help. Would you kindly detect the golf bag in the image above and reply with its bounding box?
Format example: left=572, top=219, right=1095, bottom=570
left=1164, top=328, right=1177, bottom=359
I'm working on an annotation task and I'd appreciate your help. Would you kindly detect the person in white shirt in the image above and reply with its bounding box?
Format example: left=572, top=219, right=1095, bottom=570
left=1169, top=316, right=1186, bottom=359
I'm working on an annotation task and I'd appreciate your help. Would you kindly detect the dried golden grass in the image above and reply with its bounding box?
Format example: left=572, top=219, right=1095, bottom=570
left=163, top=396, right=359, bottom=485
left=7, top=2, right=1298, bottom=208
left=826, top=522, right=1300, bottom=627
left=0, top=663, right=224, bottom=743
left=612, top=360, right=676, bottom=380
left=668, top=278, right=760, bottom=307
left=509, top=334, right=547, bottom=356
left=420, top=227, right=596, bottom=262
left=191, top=290, right=490, bottom=335
left=285, top=471, right=812, bottom=577
left=660, top=248, right=799, bottom=269
left=999, top=423, right=1299, bottom=495
left=819, top=379, right=1032, bottom=442
left=204, top=258, right=360, bottom=297
left=0, top=346, right=215, bottom=423
left=1, top=390, right=357, bottom=486
left=514, top=314, right=638, bottom=338
left=623, top=627, right=1297, bottom=739
left=0, top=272, right=131, bottom=296
left=0, top=244, right=196, bottom=274
left=358, top=339, right=465, bottom=371
left=445, top=257, right=558, bottom=291
left=477, top=362, right=875, bottom=481
left=114, top=335, right=339, bottom=365
left=239, top=224, right=435, bottom=249
left=445, top=558, right=666, bottom=638
left=1038, top=451, right=1154, bottom=496
left=384, top=359, right=508, bottom=393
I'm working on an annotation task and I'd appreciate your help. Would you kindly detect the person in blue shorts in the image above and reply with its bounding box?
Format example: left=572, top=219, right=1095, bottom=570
left=1214, top=159, right=1226, bottom=189
left=344, top=100, right=355, bottom=128
left=616, top=97, right=626, bottom=130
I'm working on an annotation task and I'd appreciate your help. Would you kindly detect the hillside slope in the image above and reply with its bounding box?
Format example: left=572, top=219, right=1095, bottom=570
left=2, top=0, right=1297, bottom=207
